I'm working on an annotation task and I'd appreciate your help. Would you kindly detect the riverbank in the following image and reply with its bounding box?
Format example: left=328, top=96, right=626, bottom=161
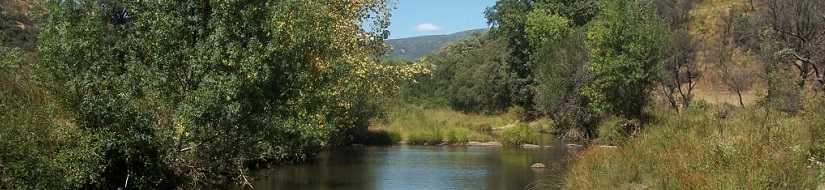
left=564, top=103, right=824, bottom=189
left=361, top=103, right=552, bottom=147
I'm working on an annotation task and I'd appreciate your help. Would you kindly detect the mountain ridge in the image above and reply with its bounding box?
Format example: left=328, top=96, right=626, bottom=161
left=385, top=28, right=489, bottom=60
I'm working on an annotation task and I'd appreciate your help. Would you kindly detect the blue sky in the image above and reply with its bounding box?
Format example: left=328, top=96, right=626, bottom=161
left=385, top=0, right=497, bottom=39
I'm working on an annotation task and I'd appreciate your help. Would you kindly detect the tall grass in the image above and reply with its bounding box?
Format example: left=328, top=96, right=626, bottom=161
left=564, top=104, right=823, bottom=189
left=500, top=123, right=541, bottom=146
left=371, top=102, right=514, bottom=145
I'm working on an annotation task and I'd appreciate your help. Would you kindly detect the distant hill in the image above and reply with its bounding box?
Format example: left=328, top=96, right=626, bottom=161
left=385, top=28, right=488, bottom=60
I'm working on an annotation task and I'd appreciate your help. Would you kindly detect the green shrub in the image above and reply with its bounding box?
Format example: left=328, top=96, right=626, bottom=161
left=595, top=116, right=638, bottom=145
left=500, top=123, right=540, bottom=146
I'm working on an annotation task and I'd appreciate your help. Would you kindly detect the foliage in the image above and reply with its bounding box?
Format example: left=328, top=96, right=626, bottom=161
left=0, top=5, right=39, bottom=51
left=526, top=6, right=595, bottom=137
left=499, top=123, right=540, bottom=146
left=484, top=0, right=599, bottom=115
left=38, top=0, right=409, bottom=188
left=389, top=58, right=444, bottom=108
left=533, top=0, right=599, bottom=27
left=583, top=0, right=665, bottom=119
left=0, top=39, right=100, bottom=189
left=594, top=116, right=637, bottom=146
left=425, top=33, right=514, bottom=114
left=485, top=0, right=535, bottom=112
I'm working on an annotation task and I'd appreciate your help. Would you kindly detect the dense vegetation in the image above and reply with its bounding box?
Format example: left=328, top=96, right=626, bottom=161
left=4, top=0, right=825, bottom=189
left=1, top=0, right=427, bottom=189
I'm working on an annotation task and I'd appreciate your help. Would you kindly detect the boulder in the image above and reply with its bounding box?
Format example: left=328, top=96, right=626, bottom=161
left=530, top=163, right=546, bottom=168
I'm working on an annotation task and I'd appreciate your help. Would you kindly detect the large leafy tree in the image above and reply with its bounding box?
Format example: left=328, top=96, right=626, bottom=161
left=527, top=7, right=596, bottom=135
left=484, top=0, right=598, bottom=116
left=426, top=33, right=513, bottom=114
left=583, top=0, right=664, bottom=119
left=40, top=0, right=401, bottom=188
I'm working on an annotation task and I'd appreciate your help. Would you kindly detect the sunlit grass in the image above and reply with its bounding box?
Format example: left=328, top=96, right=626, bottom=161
left=564, top=104, right=823, bottom=189
left=371, top=103, right=520, bottom=145
left=500, top=123, right=541, bottom=146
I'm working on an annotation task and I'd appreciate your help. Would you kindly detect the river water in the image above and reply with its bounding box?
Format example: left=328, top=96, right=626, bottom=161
left=249, top=136, right=576, bottom=190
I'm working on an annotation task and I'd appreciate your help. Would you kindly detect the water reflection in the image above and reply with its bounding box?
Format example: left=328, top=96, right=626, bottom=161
left=251, top=137, right=573, bottom=190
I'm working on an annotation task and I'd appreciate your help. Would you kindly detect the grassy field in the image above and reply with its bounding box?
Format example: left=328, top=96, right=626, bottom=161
left=564, top=103, right=824, bottom=189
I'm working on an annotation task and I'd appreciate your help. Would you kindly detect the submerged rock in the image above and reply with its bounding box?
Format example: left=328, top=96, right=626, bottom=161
left=530, top=163, right=546, bottom=168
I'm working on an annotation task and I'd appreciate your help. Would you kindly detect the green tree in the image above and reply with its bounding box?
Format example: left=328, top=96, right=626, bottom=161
left=39, top=0, right=400, bottom=188
left=426, top=33, right=513, bottom=114
left=485, top=0, right=535, bottom=114
left=484, top=0, right=599, bottom=117
left=526, top=8, right=594, bottom=136
left=583, top=0, right=664, bottom=119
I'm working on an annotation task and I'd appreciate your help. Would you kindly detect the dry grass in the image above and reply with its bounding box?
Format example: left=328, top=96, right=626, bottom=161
left=564, top=104, right=822, bottom=189
left=370, top=103, right=547, bottom=145
left=370, top=104, right=516, bottom=145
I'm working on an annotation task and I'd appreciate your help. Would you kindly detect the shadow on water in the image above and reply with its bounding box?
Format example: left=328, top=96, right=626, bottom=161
left=248, top=135, right=577, bottom=190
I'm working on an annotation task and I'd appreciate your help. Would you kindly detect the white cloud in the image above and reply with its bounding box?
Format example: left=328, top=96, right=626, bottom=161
left=414, top=23, right=442, bottom=31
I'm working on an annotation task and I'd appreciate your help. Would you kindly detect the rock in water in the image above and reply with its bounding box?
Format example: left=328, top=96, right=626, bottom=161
left=530, top=163, right=546, bottom=168
left=521, top=144, right=541, bottom=148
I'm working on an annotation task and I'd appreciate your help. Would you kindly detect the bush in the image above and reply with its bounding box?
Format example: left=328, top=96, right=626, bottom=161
left=500, top=123, right=541, bottom=146
left=594, top=116, right=638, bottom=145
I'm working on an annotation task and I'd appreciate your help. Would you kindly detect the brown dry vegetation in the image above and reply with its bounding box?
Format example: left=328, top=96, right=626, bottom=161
left=565, top=103, right=822, bottom=189
left=686, top=0, right=762, bottom=106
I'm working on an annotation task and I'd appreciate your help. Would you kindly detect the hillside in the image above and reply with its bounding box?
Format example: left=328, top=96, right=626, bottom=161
left=687, top=0, right=761, bottom=106
left=385, top=28, right=488, bottom=60
left=0, top=0, right=39, bottom=50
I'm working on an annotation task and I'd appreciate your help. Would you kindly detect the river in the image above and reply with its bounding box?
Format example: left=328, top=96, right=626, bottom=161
left=248, top=135, right=577, bottom=190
